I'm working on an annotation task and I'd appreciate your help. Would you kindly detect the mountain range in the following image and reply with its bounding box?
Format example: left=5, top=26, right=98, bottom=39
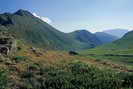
left=0, top=9, right=131, bottom=51
left=92, top=30, right=133, bottom=51
left=0, top=9, right=102, bottom=50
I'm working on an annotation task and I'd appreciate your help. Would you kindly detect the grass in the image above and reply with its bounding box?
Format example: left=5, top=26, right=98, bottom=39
left=80, top=31, right=133, bottom=67
left=0, top=48, right=133, bottom=89
left=0, top=42, right=132, bottom=89
left=12, top=56, right=28, bottom=63
left=8, top=60, right=133, bottom=89
left=0, top=70, right=8, bottom=89
left=81, top=48, right=133, bottom=66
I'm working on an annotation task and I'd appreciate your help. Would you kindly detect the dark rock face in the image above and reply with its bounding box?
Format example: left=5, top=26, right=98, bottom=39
left=0, top=31, right=16, bottom=55
left=0, top=14, right=14, bottom=26
left=0, top=47, right=9, bottom=55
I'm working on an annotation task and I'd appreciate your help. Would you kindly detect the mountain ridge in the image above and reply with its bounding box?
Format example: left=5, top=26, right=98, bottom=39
left=68, top=29, right=102, bottom=48
left=0, top=9, right=101, bottom=50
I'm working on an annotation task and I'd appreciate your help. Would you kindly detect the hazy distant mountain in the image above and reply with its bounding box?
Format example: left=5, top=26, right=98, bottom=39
left=69, top=30, right=102, bottom=48
left=103, top=29, right=129, bottom=38
left=95, top=32, right=119, bottom=44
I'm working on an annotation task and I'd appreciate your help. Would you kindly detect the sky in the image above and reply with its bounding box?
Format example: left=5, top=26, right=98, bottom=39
left=0, top=0, right=133, bottom=33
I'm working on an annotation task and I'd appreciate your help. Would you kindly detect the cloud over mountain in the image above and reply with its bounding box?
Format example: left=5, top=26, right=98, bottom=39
left=32, top=13, right=52, bottom=24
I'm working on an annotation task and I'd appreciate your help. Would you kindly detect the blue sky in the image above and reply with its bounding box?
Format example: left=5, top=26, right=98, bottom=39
left=0, top=0, right=133, bottom=33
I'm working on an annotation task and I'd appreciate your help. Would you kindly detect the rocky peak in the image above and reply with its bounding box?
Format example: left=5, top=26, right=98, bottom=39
left=14, top=9, right=33, bottom=16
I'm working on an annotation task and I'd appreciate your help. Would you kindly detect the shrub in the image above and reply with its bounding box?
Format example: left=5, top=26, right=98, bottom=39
left=12, top=56, right=27, bottom=62
left=20, top=61, right=133, bottom=89
left=35, top=61, right=122, bottom=89
left=0, top=70, right=8, bottom=89
left=120, top=72, right=133, bottom=88
left=17, top=47, right=22, bottom=51
left=68, top=61, right=122, bottom=89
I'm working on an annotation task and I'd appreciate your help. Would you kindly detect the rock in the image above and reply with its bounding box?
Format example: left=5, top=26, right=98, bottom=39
left=69, top=51, right=79, bottom=55
left=0, top=31, right=17, bottom=55
left=30, top=47, right=37, bottom=53
left=30, top=47, right=43, bottom=57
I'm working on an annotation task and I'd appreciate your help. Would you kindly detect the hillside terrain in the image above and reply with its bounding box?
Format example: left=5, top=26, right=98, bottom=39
left=0, top=42, right=132, bottom=89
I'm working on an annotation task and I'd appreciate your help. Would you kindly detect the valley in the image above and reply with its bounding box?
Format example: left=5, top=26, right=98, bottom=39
left=0, top=9, right=132, bottom=89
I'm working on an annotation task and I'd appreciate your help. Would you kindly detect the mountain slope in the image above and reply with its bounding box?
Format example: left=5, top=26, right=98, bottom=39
left=112, top=30, right=133, bottom=49
left=69, top=30, right=102, bottom=48
left=95, top=32, right=118, bottom=44
left=88, top=30, right=133, bottom=51
left=82, top=30, right=133, bottom=66
left=103, top=29, right=129, bottom=38
left=0, top=9, right=90, bottom=50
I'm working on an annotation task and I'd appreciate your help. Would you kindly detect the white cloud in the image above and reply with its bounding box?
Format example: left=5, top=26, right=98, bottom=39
left=32, top=13, right=52, bottom=24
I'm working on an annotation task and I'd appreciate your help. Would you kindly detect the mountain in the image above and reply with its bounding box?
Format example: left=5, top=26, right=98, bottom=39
left=95, top=32, right=119, bottom=44
left=69, top=30, right=102, bottom=48
left=82, top=30, right=133, bottom=65
left=92, top=30, right=133, bottom=50
left=0, top=9, right=98, bottom=50
left=103, top=29, right=129, bottom=38
left=112, top=30, right=133, bottom=49
left=0, top=9, right=83, bottom=50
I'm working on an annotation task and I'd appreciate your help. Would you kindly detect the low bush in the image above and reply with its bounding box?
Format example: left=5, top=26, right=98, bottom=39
left=68, top=61, right=122, bottom=89
left=0, top=70, right=8, bottom=89
left=120, top=72, right=133, bottom=88
left=21, top=61, right=123, bottom=89
left=12, top=56, right=28, bottom=63
left=17, top=61, right=133, bottom=89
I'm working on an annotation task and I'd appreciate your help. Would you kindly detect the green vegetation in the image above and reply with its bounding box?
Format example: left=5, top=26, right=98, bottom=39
left=0, top=70, right=8, bottom=89
left=12, top=56, right=28, bottom=62
left=10, top=61, right=133, bottom=89
left=82, top=48, right=133, bottom=66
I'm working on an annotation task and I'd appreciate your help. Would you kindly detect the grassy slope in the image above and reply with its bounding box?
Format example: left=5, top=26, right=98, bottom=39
left=0, top=43, right=132, bottom=89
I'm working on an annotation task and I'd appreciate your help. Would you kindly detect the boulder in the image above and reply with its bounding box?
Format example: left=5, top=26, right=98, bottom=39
left=69, top=51, right=79, bottom=55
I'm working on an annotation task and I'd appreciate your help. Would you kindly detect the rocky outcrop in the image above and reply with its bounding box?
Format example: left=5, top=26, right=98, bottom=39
left=0, top=31, right=17, bottom=55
